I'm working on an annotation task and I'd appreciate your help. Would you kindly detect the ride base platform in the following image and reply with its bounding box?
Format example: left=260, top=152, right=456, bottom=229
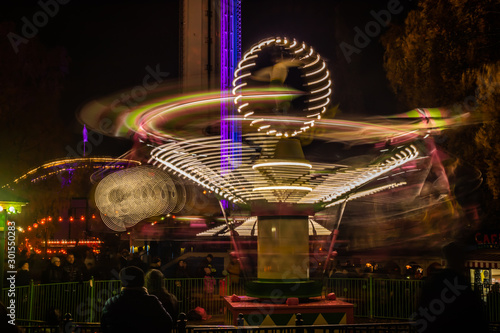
left=223, top=296, right=354, bottom=326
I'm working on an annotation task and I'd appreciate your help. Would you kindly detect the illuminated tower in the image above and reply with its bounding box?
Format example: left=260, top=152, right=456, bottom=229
left=181, top=0, right=242, bottom=207
left=220, top=0, right=241, bottom=208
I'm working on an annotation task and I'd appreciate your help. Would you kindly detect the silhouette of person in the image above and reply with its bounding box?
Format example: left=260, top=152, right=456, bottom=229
left=175, top=260, right=190, bottom=279
left=145, top=269, right=179, bottom=322
left=62, top=253, right=84, bottom=282
left=42, top=257, right=63, bottom=284
left=198, top=254, right=216, bottom=277
left=225, top=255, right=241, bottom=285
left=16, top=261, right=31, bottom=286
left=101, top=266, right=173, bottom=333
left=414, top=242, right=488, bottom=332
left=487, top=282, right=500, bottom=322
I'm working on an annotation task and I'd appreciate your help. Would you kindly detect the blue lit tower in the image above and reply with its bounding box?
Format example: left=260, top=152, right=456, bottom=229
left=220, top=0, right=241, bottom=207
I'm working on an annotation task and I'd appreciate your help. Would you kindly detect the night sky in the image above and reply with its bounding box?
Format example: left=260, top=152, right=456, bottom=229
left=1, top=0, right=416, bottom=158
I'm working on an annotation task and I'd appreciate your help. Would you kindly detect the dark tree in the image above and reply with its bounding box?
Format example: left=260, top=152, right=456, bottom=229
left=381, top=0, right=499, bottom=108
left=381, top=0, right=500, bottom=210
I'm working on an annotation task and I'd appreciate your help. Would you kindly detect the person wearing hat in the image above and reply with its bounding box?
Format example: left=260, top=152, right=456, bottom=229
left=42, top=257, right=63, bottom=284
left=198, top=254, right=216, bottom=277
left=101, top=266, right=173, bottom=333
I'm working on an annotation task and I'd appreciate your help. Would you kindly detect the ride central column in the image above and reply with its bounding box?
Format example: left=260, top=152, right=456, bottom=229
left=258, top=216, right=309, bottom=281
left=245, top=202, right=322, bottom=299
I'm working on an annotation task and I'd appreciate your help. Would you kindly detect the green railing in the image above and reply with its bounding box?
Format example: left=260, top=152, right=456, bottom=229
left=372, top=278, right=423, bottom=319
left=164, top=277, right=246, bottom=317
left=1, top=277, right=247, bottom=323
left=325, top=277, right=372, bottom=317
left=5, top=277, right=496, bottom=324
left=325, top=278, right=425, bottom=319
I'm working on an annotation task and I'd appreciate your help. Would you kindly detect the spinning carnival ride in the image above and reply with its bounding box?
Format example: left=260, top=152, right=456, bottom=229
left=82, top=37, right=473, bottom=298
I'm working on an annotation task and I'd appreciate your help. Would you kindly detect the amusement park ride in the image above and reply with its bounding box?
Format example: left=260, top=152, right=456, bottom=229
left=80, top=1, right=472, bottom=326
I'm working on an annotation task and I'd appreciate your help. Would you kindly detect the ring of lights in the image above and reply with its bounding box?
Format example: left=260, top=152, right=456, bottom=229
left=95, top=166, right=181, bottom=231
left=171, top=176, right=187, bottom=213
left=232, top=37, right=332, bottom=138
left=149, top=134, right=420, bottom=207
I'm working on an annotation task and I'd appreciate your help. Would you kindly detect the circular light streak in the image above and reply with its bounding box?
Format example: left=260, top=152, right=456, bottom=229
left=95, top=166, right=182, bottom=232
left=252, top=161, right=312, bottom=169
left=252, top=186, right=313, bottom=192
left=232, top=37, right=332, bottom=138
left=150, top=135, right=420, bottom=206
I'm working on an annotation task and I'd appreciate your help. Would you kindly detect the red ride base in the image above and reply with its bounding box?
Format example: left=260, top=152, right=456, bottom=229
left=223, top=296, right=354, bottom=326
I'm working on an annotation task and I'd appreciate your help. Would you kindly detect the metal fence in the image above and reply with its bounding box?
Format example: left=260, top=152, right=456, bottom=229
left=325, top=278, right=423, bottom=320
left=3, top=277, right=498, bottom=324
left=1, top=277, right=247, bottom=323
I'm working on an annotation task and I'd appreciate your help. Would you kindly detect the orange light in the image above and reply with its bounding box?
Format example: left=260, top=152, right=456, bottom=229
left=48, top=216, right=52, bottom=221
left=80, top=215, right=85, bottom=221
left=33, top=223, right=38, bottom=228
left=40, top=220, right=45, bottom=225
left=172, top=215, right=176, bottom=219
left=59, top=217, right=63, bottom=222
left=28, top=227, right=32, bottom=231
left=69, top=216, right=74, bottom=222
left=92, top=214, right=96, bottom=219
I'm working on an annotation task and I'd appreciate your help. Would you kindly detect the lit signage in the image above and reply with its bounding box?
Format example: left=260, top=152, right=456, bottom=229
left=475, top=231, right=500, bottom=249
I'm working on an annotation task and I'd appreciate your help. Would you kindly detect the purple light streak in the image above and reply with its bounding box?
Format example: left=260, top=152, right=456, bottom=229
left=220, top=0, right=241, bottom=209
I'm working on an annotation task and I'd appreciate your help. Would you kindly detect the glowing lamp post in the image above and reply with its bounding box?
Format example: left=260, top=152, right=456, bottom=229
left=0, top=189, right=28, bottom=291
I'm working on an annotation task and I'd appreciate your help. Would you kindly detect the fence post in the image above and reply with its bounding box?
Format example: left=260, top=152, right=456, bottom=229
left=369, top=276, right=373, bottom=319
left=28, top=279, right=34, bottom=321
left=237, top=313, right=244, bottom=326
left=295, top=313, right=304, bottom=333
left=63, top=312, right=75, bottom=333
left=90, top=276, right=95, bottom=323
left=177, top=312, right=187, bottom=333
